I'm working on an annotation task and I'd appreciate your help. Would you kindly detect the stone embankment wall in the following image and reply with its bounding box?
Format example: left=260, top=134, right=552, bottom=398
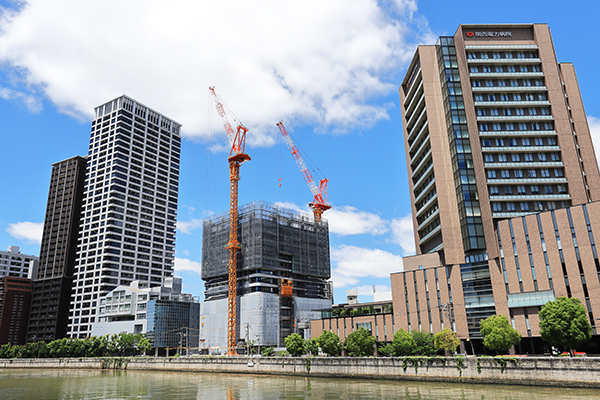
left=2, top=356, right=600, bottom=388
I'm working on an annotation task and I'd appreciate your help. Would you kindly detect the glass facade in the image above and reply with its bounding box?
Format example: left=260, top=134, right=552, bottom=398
left=147, top=299, right=191, bottom=348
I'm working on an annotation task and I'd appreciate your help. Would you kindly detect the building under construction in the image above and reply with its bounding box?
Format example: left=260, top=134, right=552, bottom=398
left=200, top=201, right=332, bottom=350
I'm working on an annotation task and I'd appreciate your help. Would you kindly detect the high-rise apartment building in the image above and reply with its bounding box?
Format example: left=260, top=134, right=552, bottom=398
left=68, top=95, right=182, bottom=338
left=0, top=277, right=32, bottom=345
left=28, top=156, right=86, bottom=342
left=400, top=24, right=600, bottom=265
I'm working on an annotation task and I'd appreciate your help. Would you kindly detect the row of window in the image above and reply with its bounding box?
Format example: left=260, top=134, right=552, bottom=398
left=467, top=51, right=538, bottom=60
left=477, top=107, right=550, bottom=117
left=487, top=169, right=564, bottom=179
left=484, top=153, right=561, bottom=163
left=490, top=184, right=567, bottom=196
left=482, top=137, right=557, bottom=146
left=492, top=201, right=568, bottom=213
left=472, top=79, right=544, bottom=88
left=470, top=65, right=541, bottom=73
left=474, top=93, right=547, bottom=102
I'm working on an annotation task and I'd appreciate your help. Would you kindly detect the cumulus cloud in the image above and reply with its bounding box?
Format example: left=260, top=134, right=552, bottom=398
left=174, top=257, right=202, bottom=275
left=176, top=219, right=203, bottom=234
left=0, top=0, right=430, bottom=146
left=6, top=221, right=43, bottom=244
left=330, top=245, right=403, bottom=288
left=390, top=214, right=416, bottom=255
left=326, top=206, right=389, bottom=236
left=588, top=115, right=600, bottom=163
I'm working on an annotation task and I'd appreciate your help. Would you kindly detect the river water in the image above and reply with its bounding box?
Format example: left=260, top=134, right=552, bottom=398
left=0, top=369, right=598, bottom=399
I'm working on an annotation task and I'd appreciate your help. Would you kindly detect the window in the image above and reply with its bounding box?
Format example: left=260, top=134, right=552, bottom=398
left=519, top=123, right=528, bottom=131
left=520, top=65, right=528, bottom=72
left=501, top=170, right=511, bottom=178
left=520, top=202, right=530, bottom=211
left=493, top=52, right=501, bottom=59
left=470, top=66, right=479, bottom=73
left=488, top=94, right=496, bottom=101
left=490, top=186, right=499, bottom=195
left=474, top=95, right=484, bottom=101
left=524, top=154, right=534, bottom=162
left=533, top=202, right=543, bottom=211
left=509, top=139, right=518, bottom=146
left=516, top=108, right=525, bottom=116
left=551, top=153, right=560, bottom=161
left=522, top=138, right=530, bottom=146
left=557, top=184, right=567, bottom=193
left=530, top=185, right=540, bottom=194
left=513, top=94, right=521, bottom=101
left=482, top=66, right=492, bottom=73
left=514, top=170, right=524, bottom=178
left=528, top=170, right=537, bottom=178
left=495, top=66, right=504, bottom=72
left=554, top=169, right=564, bottom=177
left=506, top=52, right=513, bottom=59
left=485, top=80, right=494, bottom=87
left=493, top=203, right=502, bottom=211
left=532, top=123, right=540, bottom=130
left=487, top=170, right=497, bottom=178
left=540, top=169, right=550, bottom=177
left=541, top=108, right=551, bottom=115
left=548, top=137, right=557, bottom=146
left=511, top=154, right=520, bottom=162
left=538, top=93, right=547, bottom=101
left=517, top=52, right=525, bottom=59
left=506, top=66, right=516, bottom=73
left=544, top=123, right=554, bottom=130
left=498, top=154, right=507, bottom=162
left=534, top=138, right=544, bottom=146
left=517, top=185, right=526, bottom=195
left=482, top=139, right=492, bottom=147
left=507, top=203, right=516, bottom=211
left=481, top=53, right=489, bottom=59
left=506, top=123, right=515, bottom=131
left=525, top=94, right=535, bottom=101
left=523, top=80, right=532, bottom=87
left=531, top=65, right=540, bottom=72
left=485, top=154, right=494, bottom=162
left=535, top=79, right=544, bottom=86
left=538, top=153, right=547, bottom=161
left=501, top=94, right=510, bottom=101
left=473, top=81, right=481, bottom=87
left=547, top=201, right=557, bottom=210
left=490, top=109, right=499, bottom=116
left=477, top=109, right=486, bottom=116
left=529, top=108, right=537, bottom=115
left=493, top=124, right=502, bottom=131
left=505, top=186, right=514, bottom=195
left=496, top=139, right=505, bottom=146
left=468, top=52, right=477, bottom=59
left=498, top=80, right=507, bottom=87
left=503, top=109, right=512, bottom=116
left=544, top=185, right=553, bottom=194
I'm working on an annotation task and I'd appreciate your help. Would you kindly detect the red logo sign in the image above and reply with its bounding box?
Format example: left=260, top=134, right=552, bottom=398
left=466, top=31, right=474, bottom=37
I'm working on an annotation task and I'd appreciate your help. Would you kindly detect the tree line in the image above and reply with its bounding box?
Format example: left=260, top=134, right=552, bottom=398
left=0, top=333, right=151, bottom=359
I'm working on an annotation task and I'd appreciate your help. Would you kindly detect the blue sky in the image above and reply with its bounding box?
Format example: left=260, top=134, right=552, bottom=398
left=1, top=0, right=599, bottom=305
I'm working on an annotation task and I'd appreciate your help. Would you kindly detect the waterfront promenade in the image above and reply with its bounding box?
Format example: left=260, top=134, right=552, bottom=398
left=2, top=356, right=600, bottom=388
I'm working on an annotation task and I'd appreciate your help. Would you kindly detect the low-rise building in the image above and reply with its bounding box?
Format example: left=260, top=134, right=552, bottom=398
left=0, top=277, right=32, bottom=345
left=0, top=246, right=38, bottom=279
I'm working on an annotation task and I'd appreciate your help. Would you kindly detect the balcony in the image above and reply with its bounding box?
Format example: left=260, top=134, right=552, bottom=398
left=488, top=194, right=571, bottom=201
left=481, top=145, right=560, bottom=153
left=470, top=72, right=544, bottom=78
left=474, top=100, right=550, bottom=107
left=472, top=86, right=547, bottom=92
left=478, top=130, right=557, bottom=137
left=476, top=115, right=554, bottom=122
left=484, top=161, right=563, bottom=169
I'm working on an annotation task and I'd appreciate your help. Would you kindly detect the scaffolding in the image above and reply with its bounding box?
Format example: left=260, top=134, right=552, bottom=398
left=202, top=201, right=330, bottom=300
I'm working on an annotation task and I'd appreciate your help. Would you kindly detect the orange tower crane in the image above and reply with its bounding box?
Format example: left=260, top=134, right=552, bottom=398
left=276, top=121, right=330, bottom=222
left=209, top=86, right=251, bottom=355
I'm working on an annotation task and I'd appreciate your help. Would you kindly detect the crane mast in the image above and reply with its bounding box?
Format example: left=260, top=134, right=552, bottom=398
left=209, top=87, right=251, bottom=355
left=276, top=121, right=330, bottom=222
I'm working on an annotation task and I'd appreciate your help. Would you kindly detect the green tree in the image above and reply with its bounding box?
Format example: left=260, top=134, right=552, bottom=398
left=136, top=334, right=152, bottom=355
left=344, top=327, right=376, bottom=357
left=412, top=331, right=436, bottom=356
left=391, top=329, right=416, bottom=356
left=316, top=330, right=342, bottom=357
left=479, top=315, right=521, bottom=354
left=305, top=338, right=319, bottom=356
left=433, top=328, right=460, bottom=356
left=261, top=346, right=275, bottom=357
left=539, top=297, right=592, bottom=354
left=378, top=343, right=395, bottom=357
left=284, top=333, right=305, bottom=357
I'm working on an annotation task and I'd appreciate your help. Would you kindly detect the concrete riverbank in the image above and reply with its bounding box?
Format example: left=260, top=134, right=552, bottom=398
left=2, top=356, right=599, bottom=388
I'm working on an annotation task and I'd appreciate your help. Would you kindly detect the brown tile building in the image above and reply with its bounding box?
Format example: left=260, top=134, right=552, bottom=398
left=311, top=24, right=600, bottom=354
left=0, top=277, right=32, bottom=345
left=27, top=156, right=87, bottom=342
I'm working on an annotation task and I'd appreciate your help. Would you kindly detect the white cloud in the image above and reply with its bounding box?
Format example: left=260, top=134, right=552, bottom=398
left=390, top=214, right=416, bottom=255
left=176, top=219, right=203, bottom=234
left=174, top=257, right=202, bottom=275
left=0, top=0, right=430, bottom=145
left=0, top=86, right=41, bottom=112
left=327, top=206, right=389, bottom=236
left=588, top=115, right=600, bottom=163
left=330, top=245, right=403, bottom=288
left=6, top=221, right=43, bottom=244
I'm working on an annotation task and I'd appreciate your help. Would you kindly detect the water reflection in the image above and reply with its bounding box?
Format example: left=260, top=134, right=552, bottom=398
left=0, top=369, right=597, bottom=400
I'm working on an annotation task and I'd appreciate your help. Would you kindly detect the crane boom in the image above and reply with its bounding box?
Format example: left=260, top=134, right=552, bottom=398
left=210, top=87, right=251, bottom=356
left=276, top=121, right=330, bottom=222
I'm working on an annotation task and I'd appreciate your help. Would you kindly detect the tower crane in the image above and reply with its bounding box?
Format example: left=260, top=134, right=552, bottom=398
left=276, top=121, right=330, bottom=222
left=209, top=86, right=251, bottom=356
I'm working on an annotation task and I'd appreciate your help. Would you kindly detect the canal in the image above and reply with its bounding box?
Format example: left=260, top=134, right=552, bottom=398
left=1, top=369, right=598, bottom=399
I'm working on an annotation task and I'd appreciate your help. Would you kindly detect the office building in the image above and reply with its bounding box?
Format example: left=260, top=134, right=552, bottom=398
left=400, top=23, right=600, bottom=265
left=68, top=95, right=182, bottom=338
left=27, top=156, right=87, bottom=342
left=388, top=24, right=600, bottom=352
left=200, top=201, right=332, bottom=350
left=0, top=246, right=38, bottom=279
left=0, top=277, right=32, bottom=345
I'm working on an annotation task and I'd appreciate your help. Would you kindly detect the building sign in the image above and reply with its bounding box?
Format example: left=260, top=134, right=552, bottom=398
left=465, top=31, right=512, bottom=38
